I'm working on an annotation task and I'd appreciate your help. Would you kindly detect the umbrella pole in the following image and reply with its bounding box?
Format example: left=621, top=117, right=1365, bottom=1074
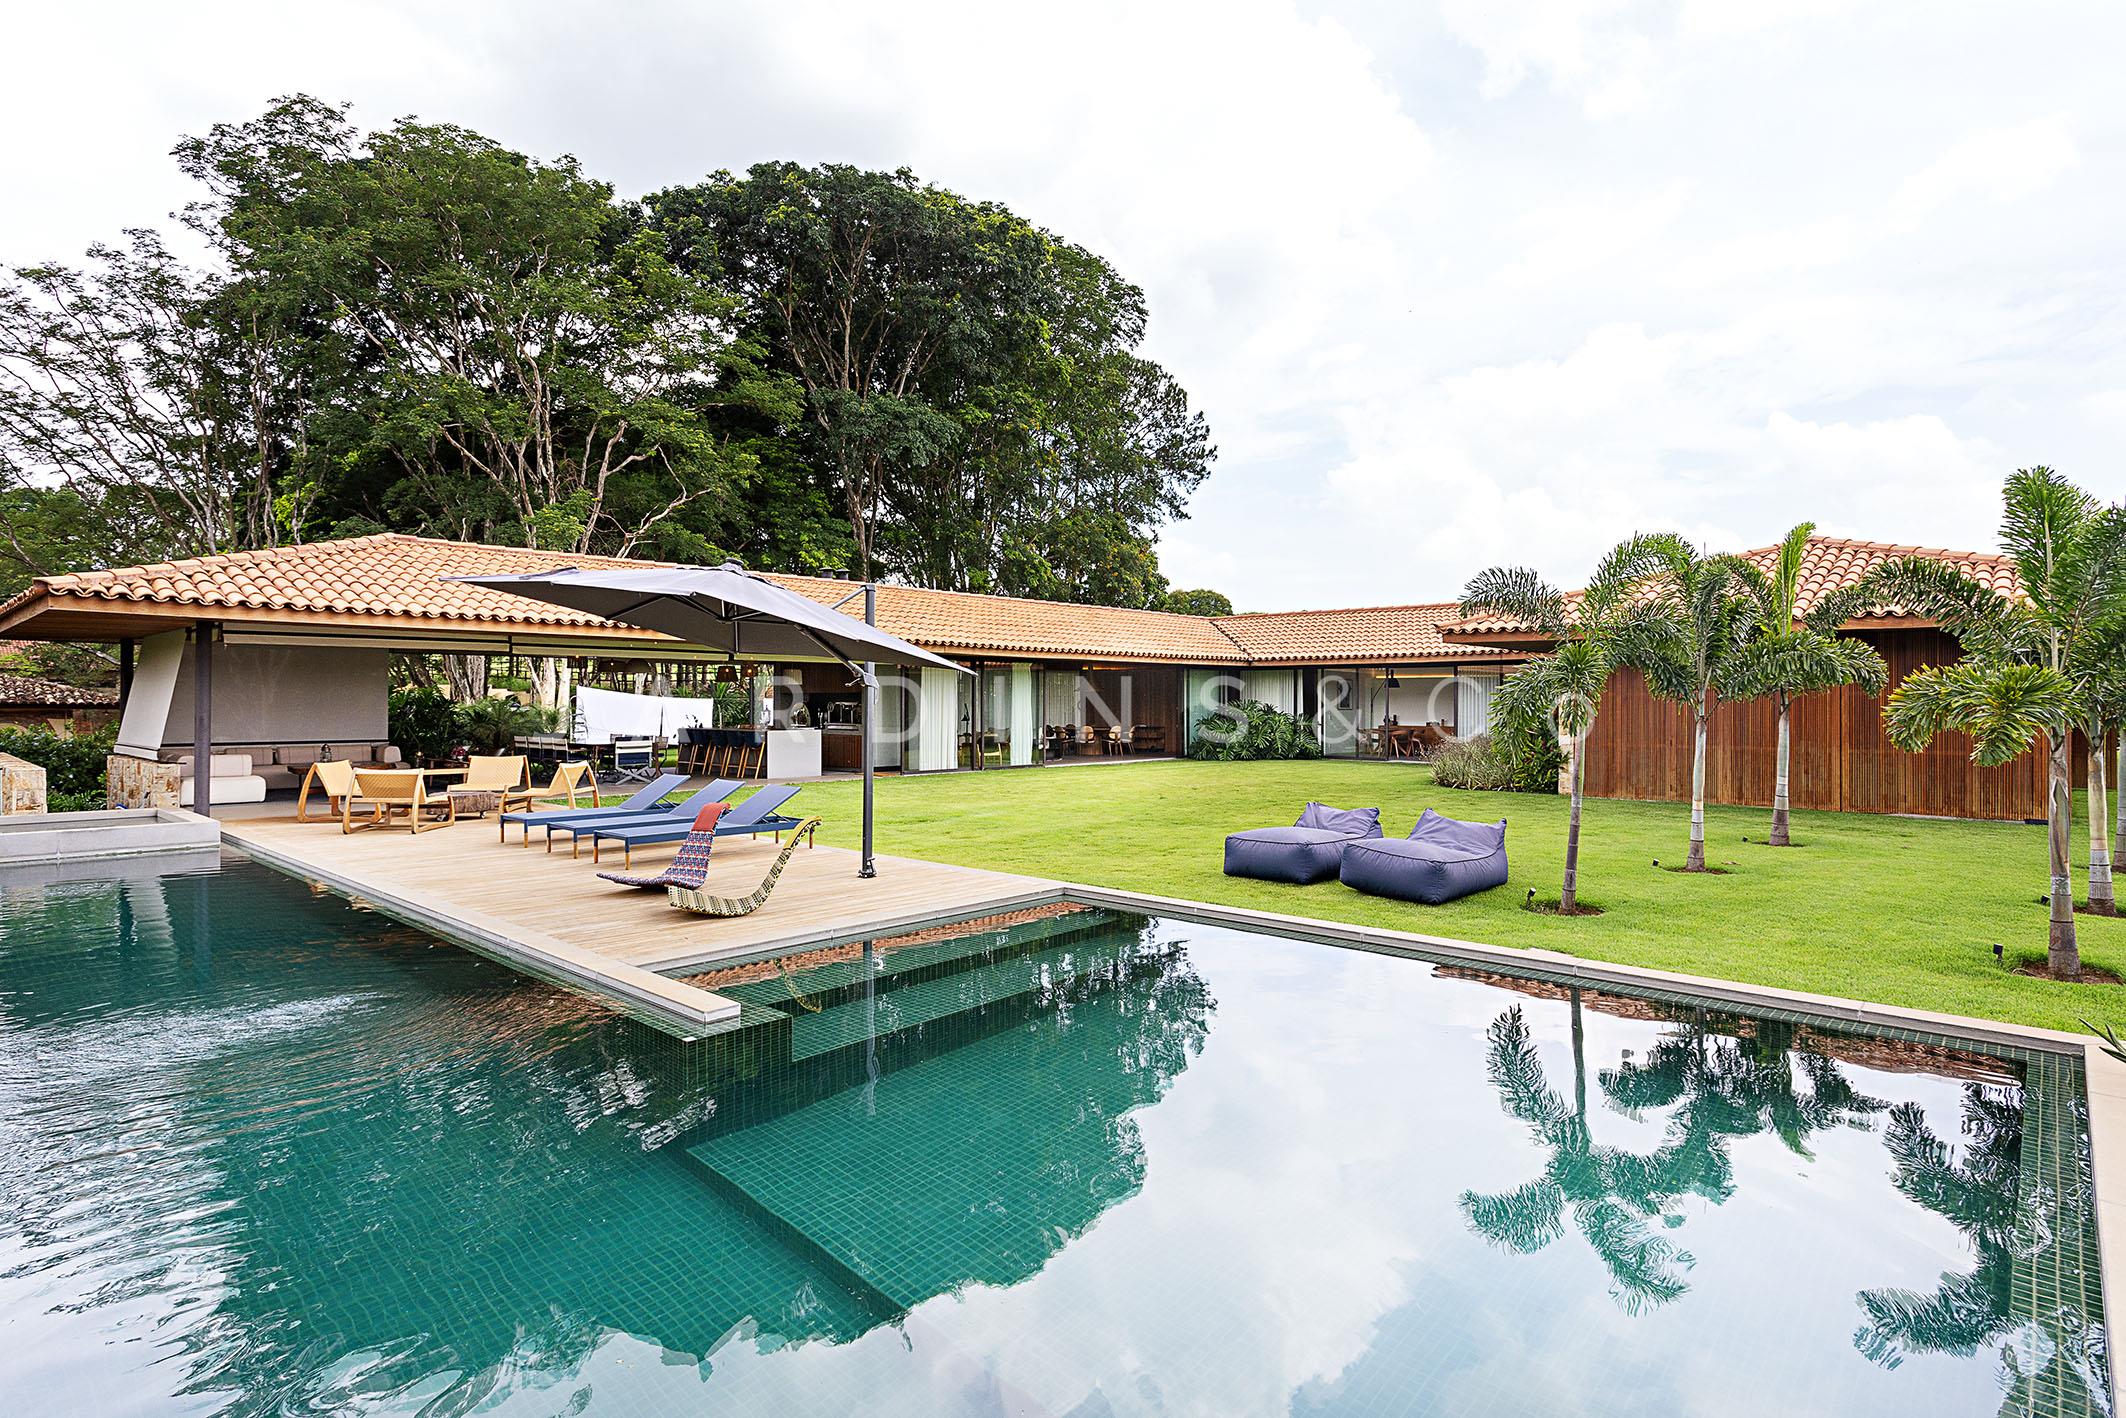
left=861, top=583, right=878, bottom=879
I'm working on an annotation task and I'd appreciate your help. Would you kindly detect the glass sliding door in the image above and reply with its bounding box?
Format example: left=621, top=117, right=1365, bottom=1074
left=1317, top=669, right=1359, bottom=757
left=980, top=665, right=1013, bottom=768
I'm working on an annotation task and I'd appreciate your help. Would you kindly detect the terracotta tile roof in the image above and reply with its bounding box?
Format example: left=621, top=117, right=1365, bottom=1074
left=1755, top=537, right=2020, bottom=620
left=4, top=531, right=1993, bottom=668
left=17, top=533, right=673, bottom=631
left=1213, top=603, right=1518, bottom=665
left=1444, top=536, right=2021, bottom=640
left=0, top=672, right=115, bottom=708
left=772, top=573, right=1247, bottom=664
left=0, top=534, right=1252, bottom=663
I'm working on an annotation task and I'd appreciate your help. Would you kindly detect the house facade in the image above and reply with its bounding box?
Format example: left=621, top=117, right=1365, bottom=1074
left=0, top=531, right=2055, bottom=819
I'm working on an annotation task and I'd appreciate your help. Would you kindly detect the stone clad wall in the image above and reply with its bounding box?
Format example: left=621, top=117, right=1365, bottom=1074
left=0, top=753, right=48, bottom=815
left=107, top=753, right=180, bottom=810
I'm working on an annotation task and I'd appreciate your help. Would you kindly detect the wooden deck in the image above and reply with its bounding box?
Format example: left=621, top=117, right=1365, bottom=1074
left=220, top=811, right=1061, bottom=1037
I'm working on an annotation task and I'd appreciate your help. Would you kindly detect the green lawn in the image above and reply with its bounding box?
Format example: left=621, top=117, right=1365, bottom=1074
left=767, top=759, right=2126, bottom=1036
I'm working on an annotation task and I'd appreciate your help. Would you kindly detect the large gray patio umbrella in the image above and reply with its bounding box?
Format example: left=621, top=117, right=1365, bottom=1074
left=452, top=562, right=969, bottom=878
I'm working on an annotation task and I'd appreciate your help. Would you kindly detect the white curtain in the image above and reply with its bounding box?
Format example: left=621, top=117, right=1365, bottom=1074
left=1456, top=671, right=1501, bottom=738
left=571, top=684, right=716, bottom=742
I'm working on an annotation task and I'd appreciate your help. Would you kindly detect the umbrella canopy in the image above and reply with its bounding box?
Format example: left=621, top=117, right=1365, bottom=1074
left=452, top=561, right=966, bottom=881
left=450, top=563, right=969, bottom=675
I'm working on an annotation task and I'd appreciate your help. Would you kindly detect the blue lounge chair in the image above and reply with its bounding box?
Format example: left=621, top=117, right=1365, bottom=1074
left=1223, top=802, right=1383, bottom=884
left=587, top=784, right=804, bottom=868
left=499, top=772, right=689, bottom=849
left=1340, top=808, right=1509, bottom=904
left=544, top=779, right=743, bottom=859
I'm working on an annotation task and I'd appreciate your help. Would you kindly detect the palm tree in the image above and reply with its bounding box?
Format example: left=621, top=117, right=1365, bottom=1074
left=2080, top=627, right=2126, bottom=916
left=1462, top=539, right=1668, bottom=912
left=1723, top=524, right=1888, bottom=846
left=1875, top=467, right=2126, bottom=977
left=1606, top=534, right=1757, bottom=871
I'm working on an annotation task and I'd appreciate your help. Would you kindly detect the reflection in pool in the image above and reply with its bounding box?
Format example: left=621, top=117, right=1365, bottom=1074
left=0, top=856, right=2107, bottom=1416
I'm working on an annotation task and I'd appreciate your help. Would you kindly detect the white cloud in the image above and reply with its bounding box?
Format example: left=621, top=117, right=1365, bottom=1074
left=3, top=0, right=2123, bottom=609
left=1884, top=114, right=2080, bottom=229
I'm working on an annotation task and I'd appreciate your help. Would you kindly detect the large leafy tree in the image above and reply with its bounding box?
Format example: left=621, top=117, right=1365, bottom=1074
left=180, top=97, right=782, bottom=560
left=1876, top=467, right=2126, bottom=977
left=0, top=230, right=287, bottom=562
left=1608, top=534, right=1758, bottom=872
left=1723, top=523, right=1888, bottom=846
left=652, top=163, right=1211, bottom=602
left=1462, top=538, right=1667, bottom=912
left=1161, top=588, right=1234, bottom=617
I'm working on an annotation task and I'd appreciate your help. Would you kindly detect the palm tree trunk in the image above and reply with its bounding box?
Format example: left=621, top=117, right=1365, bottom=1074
left=2116, top=733, right=2125, bottom=858
left=2089, top=724, right=2116, bottom=916
left=2047, top=732, right=2080, bottom=978
left=1686, top=709, right=1708, bottom=870
left=1769, top=696, right=1792, bottom=847
left=1562, top=732, right=1585, bottom=912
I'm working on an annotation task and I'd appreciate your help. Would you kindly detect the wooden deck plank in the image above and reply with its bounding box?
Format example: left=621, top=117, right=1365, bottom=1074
left=220, top=811, right=1061, bottom=1029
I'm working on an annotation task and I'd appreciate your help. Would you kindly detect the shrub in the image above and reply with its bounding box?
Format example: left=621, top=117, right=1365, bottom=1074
left=1430, top=732, right=1560, bottom=793
left=1187, top=699, right=1322, bottom=761
left=0, top=723, right=117, bottom=802
left=455, top=696, right=551, bottom=755
left=387, top=687, right=459, bottom=766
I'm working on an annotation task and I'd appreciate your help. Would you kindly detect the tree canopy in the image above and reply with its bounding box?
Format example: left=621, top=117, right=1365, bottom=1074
left=649, top=162, right=1213, bottom=603
left=0, top=100, right=1214, bottom=622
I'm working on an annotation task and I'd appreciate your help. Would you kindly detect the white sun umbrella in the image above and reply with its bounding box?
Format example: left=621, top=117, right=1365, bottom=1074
left=452, top=561, right=969, bottom=877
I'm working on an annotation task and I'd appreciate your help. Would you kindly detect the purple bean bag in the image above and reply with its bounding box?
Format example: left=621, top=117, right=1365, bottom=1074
left=1339, top=808, right=1509, bottom=904
left=1223, top=803, right=1383, bottom=885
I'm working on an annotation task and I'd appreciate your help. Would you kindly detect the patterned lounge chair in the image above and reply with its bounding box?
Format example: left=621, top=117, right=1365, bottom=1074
left=667, top=817, right=824, bottom=918
left=597, top=804, right=730, bottom=889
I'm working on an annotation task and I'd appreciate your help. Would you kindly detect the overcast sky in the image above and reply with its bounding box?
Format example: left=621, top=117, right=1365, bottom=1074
left=5, top=1, right=2120, bottom=610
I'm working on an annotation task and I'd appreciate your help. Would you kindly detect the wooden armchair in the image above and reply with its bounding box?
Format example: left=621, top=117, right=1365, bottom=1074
left=462, top=755, right=530, bottom=793
left=297, top=758, right=359, bottom=822
left=342, top=770, right=458, bottom=834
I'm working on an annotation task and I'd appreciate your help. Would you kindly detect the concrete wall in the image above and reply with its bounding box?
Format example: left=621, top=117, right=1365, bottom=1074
left=159, top=644, right=389, bottom=750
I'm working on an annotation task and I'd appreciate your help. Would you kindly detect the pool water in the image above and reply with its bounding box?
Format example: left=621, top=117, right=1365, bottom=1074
left=0, top=855, right=2108, bottom=1417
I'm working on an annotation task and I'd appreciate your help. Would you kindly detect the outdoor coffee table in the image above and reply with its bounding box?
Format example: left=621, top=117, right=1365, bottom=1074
left=444, top=786, right=503, bottom=817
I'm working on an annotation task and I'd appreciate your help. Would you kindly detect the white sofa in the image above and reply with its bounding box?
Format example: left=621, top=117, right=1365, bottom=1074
left=174, top=753, right=269, bottom=807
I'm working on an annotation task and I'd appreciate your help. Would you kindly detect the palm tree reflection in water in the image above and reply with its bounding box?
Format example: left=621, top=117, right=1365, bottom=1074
left=1459, top=998, right=1888, bottom=1315
left=1854, top=1085, right=2111, bottom=1417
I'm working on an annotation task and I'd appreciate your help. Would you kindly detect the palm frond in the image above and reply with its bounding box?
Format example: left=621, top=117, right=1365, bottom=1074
left=1459, top=1178, right=1567, bottom=1255
left=1998, top=466, right=2096, bottom=614
left=1574, top=1198, right=1693, bottom=1315
left=1581, top=531, right=1682, bottom=622
left=1865, top=556, right=2023, bottom=657
left=1882, top=660, right=2073, bottom=766
left=1800, top=580, right=1879, bottom=637
left=1723, top=628, right=1888, bottom=701
left=1460, top=566, right=1567, bottom=636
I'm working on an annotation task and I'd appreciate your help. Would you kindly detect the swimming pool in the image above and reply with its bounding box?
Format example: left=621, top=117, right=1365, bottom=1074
left=0, top=854, right=2108, bottom=1416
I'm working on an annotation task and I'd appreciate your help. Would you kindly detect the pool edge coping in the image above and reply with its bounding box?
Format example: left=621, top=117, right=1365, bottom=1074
left=225, top=831, right=744, bottom=1037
